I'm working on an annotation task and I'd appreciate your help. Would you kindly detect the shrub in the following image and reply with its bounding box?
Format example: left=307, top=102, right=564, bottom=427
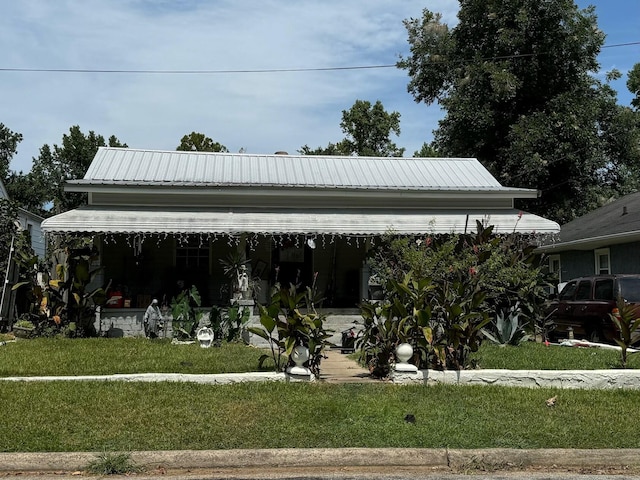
left=170, top=285, right=202, bottom=340
left=367, top=220, right=552, bottom=334
left=359, top=220, right=547, bottom=372
left=11, top=239, right=107, bottom=338
left=249, top=284, right=333, bottom=377
left=209, top=304, right=251, bottom=344
left=358, top=271, right=490, bottom=373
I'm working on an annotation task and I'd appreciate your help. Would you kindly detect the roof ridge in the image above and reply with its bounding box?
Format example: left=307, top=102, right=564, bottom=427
left=97, top=146, right=476, bottom=161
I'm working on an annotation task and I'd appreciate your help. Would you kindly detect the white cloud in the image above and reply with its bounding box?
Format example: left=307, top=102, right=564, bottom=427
left=1, top=0, right=632, bottom=173
left=1, top=0, right=459, bottom=170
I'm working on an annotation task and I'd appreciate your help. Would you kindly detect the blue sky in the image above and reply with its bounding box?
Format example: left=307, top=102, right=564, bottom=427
left=1, top=0, right=638, bottom=174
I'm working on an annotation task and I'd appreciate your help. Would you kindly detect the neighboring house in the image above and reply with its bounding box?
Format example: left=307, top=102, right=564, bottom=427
left=41, top=148, right=559, bottom=336
left=16, top=208, right=46, bottom=258
left=0, top=178, right=45, bottom=258
left=537, top=191, right=640, bottom=284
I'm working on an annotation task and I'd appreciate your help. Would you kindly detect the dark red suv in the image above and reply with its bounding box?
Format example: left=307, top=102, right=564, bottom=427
left=545, top=274, right=640, bottom=342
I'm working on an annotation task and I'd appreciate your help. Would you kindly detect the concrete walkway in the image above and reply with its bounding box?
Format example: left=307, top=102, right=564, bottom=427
left=320, top=348, right=377, bottom=383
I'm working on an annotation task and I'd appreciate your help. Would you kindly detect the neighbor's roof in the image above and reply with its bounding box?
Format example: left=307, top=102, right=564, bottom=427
left=538, top=191, right=640, bottom=251
left=67, top=147, right=538, bottom=195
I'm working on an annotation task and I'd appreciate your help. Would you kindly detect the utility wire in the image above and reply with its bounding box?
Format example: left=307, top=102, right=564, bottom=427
left=0, top=41, right=637, bottom=75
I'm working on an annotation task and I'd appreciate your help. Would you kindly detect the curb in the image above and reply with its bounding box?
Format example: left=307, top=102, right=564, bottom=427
left=5, top=368, right=640, bottom=389
left=3, top=448, right=640, bottom=473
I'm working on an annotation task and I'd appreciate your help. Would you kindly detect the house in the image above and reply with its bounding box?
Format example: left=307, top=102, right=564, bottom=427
left=537, top=191, right=640, bottom=284
left=41, top=147, right=560, bottom=337
left=0, top=178, right=45, bottom=258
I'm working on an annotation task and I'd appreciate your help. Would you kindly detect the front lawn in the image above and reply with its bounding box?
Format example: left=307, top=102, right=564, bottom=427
left=1, top=338, right=638, bottom=378
left=469, top=341, right=640, bottom=370
left=1, top=381, right=639, bottom=452
left=0, top=338, right=269, bottom=377
left=2, top=338, right=640, bottom=452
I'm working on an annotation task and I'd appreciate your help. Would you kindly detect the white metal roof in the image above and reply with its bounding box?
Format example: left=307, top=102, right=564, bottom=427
left=41, top=206, right=560, bottom=236
left=72, top=147, right=537, bottom=195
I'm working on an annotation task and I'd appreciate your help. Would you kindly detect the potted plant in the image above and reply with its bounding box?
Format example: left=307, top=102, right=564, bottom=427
left=13, top=317, right=35, bottom=338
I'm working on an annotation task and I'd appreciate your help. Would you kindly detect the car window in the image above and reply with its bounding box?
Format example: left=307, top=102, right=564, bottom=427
left=618, top=277, right=640, bottom=303
left=559, top=281, right=577, bottom=301
left=575, top=280, right=592, bottom=300
left=594, top=279, right=614, bottom=300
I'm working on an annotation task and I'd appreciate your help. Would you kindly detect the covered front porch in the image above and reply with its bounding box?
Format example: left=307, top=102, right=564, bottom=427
left=43, top=206, right=559, bottom=340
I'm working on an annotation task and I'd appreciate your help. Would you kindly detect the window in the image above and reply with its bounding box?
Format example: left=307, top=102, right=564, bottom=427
left=594, top=248, right=610, bottom=275
left=594, top=279, right=614, bottom=300
left=575, top=280, right=592, bottom=300
left=559, top=281, right=577, bottom=301
left=176, top=238, right=210, bottom=270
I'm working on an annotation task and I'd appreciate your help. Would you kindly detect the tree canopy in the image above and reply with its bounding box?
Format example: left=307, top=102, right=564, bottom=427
left=300, top=99, right=405, bottom=157
left=628, top=63, right=640, bottom=110
left=398, top=0, right=640, bottom=223
left=413, top=142, right=440, bottom=158
left=28, top=126, right=127, bottom=215
left=0, top=123, right=23, bottom=182
left=177, top=132, right=228, bottom=152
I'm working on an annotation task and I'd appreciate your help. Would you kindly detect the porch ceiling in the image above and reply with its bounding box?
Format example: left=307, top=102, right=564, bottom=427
left=41, top=206, right=560, bottom=236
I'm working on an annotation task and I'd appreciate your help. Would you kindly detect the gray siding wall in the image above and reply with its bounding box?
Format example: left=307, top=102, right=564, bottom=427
left=560, top=241, right=640, bottom=282
left=611, top=242, right=640, bottom=273
left=17, top=212, right=45, bottom=258
left=560, top=250, right=594, bottom=281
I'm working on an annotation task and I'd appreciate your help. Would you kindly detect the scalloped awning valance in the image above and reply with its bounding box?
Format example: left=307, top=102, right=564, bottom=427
left=41, top=206, right=560, bottom=236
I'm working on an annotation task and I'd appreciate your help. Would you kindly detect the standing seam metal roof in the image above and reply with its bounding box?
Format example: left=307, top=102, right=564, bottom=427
left=80, top=147, right=521, bottom=192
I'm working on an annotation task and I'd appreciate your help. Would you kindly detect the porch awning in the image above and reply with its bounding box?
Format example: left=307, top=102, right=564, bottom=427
left=41, top=206, right=559, bottom=236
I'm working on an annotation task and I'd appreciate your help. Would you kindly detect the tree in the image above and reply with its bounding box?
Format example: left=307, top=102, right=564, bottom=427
left=5, top=171, right=48, bottom=217
left=413, top=142, right=440, bottom=158
left=628, top=63, right=640, bottom=110
left=0, top=123, right=23, bottom=182
left=300, top=99, right=405, bottom=157
left=30, top=126, right=127, bottom=214
left=0, top=199, right=20, bottom=279
left=298, top=142, right=350, bottom=156
left=177, top=132, right=228, bottom=152
left=398, top=1, right=639, bottom=223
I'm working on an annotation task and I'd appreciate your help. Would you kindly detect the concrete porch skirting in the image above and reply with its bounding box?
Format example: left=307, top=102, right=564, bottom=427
left=392, top=368, right=640, bottom=389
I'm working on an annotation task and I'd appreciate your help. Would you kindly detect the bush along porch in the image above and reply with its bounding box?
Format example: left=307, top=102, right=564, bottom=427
left=358, top=222, right=555, bottom=377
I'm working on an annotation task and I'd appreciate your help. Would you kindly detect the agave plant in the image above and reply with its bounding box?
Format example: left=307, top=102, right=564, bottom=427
left=481, top=303, right=530, bottom=346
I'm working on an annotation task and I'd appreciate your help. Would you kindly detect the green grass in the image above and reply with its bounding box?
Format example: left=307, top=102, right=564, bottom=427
left=2, top=338, right=640, bottom=452
left=0, top=338, right=269, bottom=377
left=85, top=451, right=143, bottom=475
left=469, top=341, right=640, bottom=370
left=2, top=338, right=638, bottom=378
left=1, top=381, right=640, bottom=452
